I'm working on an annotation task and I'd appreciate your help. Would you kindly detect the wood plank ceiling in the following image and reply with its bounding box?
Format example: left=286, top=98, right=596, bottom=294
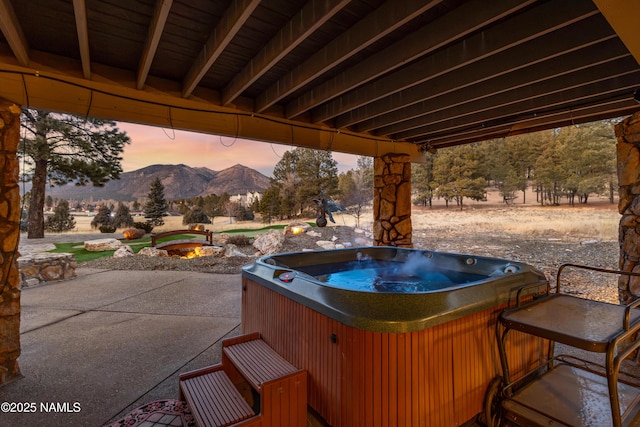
left=0, top=0, right=639, bottom=160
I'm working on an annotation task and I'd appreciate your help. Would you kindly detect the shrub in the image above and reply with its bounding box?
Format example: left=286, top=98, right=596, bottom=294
left=183, top=206, right=211, bottom=225
left=44, top=199, right=76, bottom=232
left=227, top=234, right=251, bottom=246
left=99, top=224, right=117, bottom=233
left=91, top=205, right=112, bottom=229
left=235, top=204, right=255, bottom=221
left=133, top=221, right=154, bottom=233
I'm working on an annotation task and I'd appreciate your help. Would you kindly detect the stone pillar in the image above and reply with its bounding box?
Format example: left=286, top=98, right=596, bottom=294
left=616, top=112, right=640, bottom=303
left=0, top=99, right=22, bottom=384
left=373, top=153, right=412, bottom=247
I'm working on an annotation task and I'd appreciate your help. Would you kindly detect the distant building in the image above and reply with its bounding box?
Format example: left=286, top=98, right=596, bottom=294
left=230, top=191, right=262, bottom=207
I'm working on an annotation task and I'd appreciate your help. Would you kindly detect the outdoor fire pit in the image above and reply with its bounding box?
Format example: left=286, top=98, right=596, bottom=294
left=241, top=247, right=549, bottom=426
left=150, top=229, right=214, bottom=257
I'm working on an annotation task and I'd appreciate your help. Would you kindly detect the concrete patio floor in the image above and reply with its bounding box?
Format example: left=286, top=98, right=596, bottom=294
left=8, top=234, right=640, bottom=426
left=2, top=266, right=243, bottom=426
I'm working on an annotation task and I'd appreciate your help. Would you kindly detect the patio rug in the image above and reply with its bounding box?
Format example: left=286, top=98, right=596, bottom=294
left=104, top=399, right=195, bottom=427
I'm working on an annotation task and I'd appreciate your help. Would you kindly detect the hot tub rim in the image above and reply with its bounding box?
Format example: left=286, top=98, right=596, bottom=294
left=242, top=246, right=548, bottom=333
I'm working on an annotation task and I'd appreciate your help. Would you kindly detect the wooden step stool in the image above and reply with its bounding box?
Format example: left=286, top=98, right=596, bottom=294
left=179, top=333, right=307, bottom=427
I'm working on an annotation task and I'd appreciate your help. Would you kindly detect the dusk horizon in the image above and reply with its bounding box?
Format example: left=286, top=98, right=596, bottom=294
left=118, top=122, right=360, bottom=178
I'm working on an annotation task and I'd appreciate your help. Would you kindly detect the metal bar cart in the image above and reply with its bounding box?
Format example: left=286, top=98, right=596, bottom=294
left=485, top=264, right=640, bottom=426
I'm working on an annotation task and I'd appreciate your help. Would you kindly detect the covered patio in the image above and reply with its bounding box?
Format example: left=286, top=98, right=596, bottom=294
left=1, top=0, right=640, bottom=424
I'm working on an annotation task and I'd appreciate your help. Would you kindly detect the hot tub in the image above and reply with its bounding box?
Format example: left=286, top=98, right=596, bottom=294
left=241, top=247, right=548, bottom=426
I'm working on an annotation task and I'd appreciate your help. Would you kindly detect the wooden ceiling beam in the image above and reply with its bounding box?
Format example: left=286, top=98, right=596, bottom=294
left=221, top=0, right=350, bottom=106
left=379, top=59, right=637, bottom=137
left=285, top=0, right=535, bottom=119
left=399, top=77, right=639, bottom=141
left=393, top=69, right=640, bottom=139
left=311, top=0, right=599, bottom=124
left=365, top=40, right=631, bottom=135
left=72, top=0, right=91, bottom=79
left=593, top=0, right=640, bottom=65
left=422, top=98, right=639, bottom=149
left=255, top=0, right=445, bottom=113
left=137, top=0, right=173, bottom=90
left=341, top=19, right=617, bottom=130
left=182, top=0, right=260, bottom=98
left=0, top=0, right=29, bottom=66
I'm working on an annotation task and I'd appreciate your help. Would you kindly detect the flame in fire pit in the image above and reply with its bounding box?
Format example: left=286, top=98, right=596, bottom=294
left=291, top=226, right=305, bottom=235
left=182, top=247, right=210, bottom=258
left=183, top=250, right=199, bottom=259
left=166, top=245, right=211, bottom=258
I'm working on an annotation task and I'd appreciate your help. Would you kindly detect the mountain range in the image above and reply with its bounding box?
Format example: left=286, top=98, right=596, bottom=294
left=46, top=164, right=271, bottom=201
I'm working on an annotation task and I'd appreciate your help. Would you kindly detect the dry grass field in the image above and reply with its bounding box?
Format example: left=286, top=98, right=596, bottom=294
left=68, top=204, right=619, bottom=242
left=411, top=203, right=619, bottom=242
left=68, top=191, right=620, bottom=243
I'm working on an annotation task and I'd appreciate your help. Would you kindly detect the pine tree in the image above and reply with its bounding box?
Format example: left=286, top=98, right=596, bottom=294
left=269, top=147, right=339, bottom=217
left=20, top=109, right=129, bottom=238
left=338, top=157, right=373, bottom=227
left=144, top=177, right=168, bottom=226
left=112, top=202, right=134, bottom=228
left=44, top=200, right=76, bottom=232
left=259, top=187, right=281, bottom=224
left=432, top=145, right=487, bottom=209
left=91, top=205, right=112, bottom=229
left=271, top=150, right=300, bottom=218
left=412, top=156, right=435, bottom=207
left=295, top=148, right=339, bottom=213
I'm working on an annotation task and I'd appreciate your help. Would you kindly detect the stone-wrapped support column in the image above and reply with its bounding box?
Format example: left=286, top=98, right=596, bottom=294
left=373, top=153, right=412, bottom=247
left=615, top=112, right=640, bottom=303
left=0, top=99, right=22, bottom=384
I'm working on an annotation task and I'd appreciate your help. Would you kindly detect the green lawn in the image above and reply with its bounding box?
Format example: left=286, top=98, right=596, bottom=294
left=50, top=236, right=151, bottom=263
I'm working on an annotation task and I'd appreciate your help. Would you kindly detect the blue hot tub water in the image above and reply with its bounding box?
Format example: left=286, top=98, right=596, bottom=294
left=295, top=252, right=489, bottom=293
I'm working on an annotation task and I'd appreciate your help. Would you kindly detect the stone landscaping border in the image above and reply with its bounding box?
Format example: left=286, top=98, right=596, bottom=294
left=18, top=253, right=77, bottom=288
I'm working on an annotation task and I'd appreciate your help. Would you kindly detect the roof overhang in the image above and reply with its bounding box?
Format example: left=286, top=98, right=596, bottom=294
left=0, top=0, right=639, bottom=161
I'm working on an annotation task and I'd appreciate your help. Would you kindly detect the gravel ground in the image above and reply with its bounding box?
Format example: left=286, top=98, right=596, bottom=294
left=80, top=224, right=622, bottom=303
left=413, top=230, right=620, bottom=303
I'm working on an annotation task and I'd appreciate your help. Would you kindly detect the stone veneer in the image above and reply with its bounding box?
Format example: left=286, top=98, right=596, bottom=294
left=0, top=99, right=22, bottom=384
left=18, top=253, right=77, bottom=288
left=616, top=112, right=640, bottom=303
left=373, top=153, right=412, bottom=247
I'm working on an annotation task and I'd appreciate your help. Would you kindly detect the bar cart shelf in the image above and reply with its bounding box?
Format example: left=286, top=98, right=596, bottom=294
left=486, top=263, right=640, bottom=427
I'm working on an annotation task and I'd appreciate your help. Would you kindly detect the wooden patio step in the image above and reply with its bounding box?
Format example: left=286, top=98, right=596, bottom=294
left=179, top=365, right=257, bottom=427
left=223, top=337, right=299, bottom=392
left=221, top=333, right=308, bottom=427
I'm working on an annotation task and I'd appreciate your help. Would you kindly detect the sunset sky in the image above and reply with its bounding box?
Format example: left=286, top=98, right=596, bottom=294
left=118, top=122, right=360, bottom=177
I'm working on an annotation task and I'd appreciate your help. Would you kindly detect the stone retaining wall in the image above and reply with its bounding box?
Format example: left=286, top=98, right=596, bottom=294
left=18, top=253, right=77, bottom=288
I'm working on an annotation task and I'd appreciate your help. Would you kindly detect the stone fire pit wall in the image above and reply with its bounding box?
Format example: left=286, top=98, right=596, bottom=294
left=373, top=153, right=412, bottom=247
left=616, top=112, right=640, bottom=303
left=0, top=99, right=22, bottom=384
